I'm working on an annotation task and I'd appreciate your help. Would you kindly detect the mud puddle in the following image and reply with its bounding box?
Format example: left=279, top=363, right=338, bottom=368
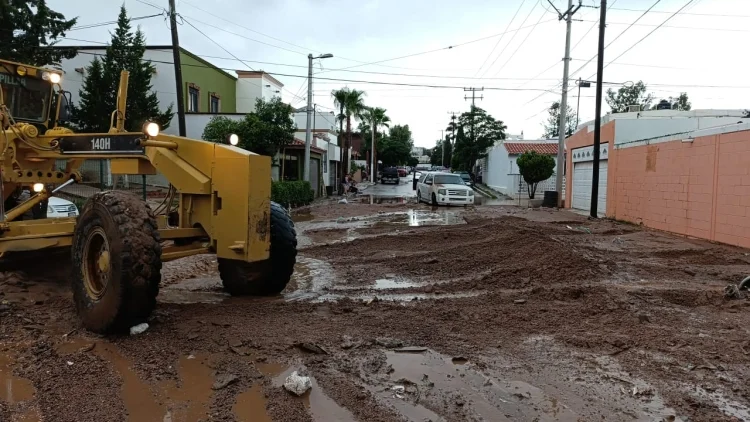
left=159, top=277, right=228, bottom=304
left=389, top=209, right=465, bottom=226
left=328, top=276, right=426, bottom=291
left=358, top=194, right=413, bottom=205
left=375, top=349, right=579, bottom=421
left=0, top=353, right=38, bottom=422
left=315, top=290, right=486, bottom=303
left=259, top=363, right=356, bottom=421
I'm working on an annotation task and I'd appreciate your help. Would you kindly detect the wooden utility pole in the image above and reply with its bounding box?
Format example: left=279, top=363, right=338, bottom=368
left=169, top=0, right=186, bottom=136
left=590, top=0, right=607, bottom=218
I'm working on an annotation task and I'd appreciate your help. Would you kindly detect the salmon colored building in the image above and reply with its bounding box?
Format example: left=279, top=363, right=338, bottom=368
left=565, top=110, right=750, bottom=248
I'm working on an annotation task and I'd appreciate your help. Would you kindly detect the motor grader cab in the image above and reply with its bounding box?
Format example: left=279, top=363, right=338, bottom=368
left=0, top=59, right=297, bottom=333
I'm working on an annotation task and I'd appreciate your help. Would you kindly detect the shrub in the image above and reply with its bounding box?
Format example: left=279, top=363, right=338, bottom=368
left=271, top=181, right=314, bottom=208
left=516, top=151, right=555, bottom=199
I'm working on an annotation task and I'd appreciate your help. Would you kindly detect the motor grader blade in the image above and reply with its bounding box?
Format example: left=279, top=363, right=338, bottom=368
left=0, top=61, right=297, bottom=334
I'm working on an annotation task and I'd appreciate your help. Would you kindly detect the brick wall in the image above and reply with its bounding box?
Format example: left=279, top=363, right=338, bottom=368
left=608, top=130, right=750, bottom=248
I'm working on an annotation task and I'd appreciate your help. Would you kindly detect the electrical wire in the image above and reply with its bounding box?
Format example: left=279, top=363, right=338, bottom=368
left=491, top=3, right=548, bottom=77
left=481, top=0, right=540, bottom=78
left=69, top=13, right=164, bottom=31
left=135, top=0, right=165, bottom=12
left=583, top=0, right=696, bottom=80
left=579, top=19, right=750, bottom=33
left=473, top=0, right=527, bottom=77
left=609, top=6, right=750, bottom=18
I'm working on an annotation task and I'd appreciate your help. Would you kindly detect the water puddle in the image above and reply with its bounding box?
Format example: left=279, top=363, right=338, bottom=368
left=284, top=257, right=337, bottom=301
left=378, top=349, right=579, bottom=421
left=328, top=276, right=425, bottom=292
left=0, top=353, right=35, bottom=404
left=159, top=354, right=215, bottom=421
left=292, top=212, right=316, bottom=223
left=233, top=384, right=271, bottom=422
left=252, top=362, right=355, bottom=421
left=159, top=277, right=229, bottom=304
left=388, top=209, right=466, bottom=226
left=314, top=290, right=486, bottom=303
left=359, top=195, right=413, bottom=205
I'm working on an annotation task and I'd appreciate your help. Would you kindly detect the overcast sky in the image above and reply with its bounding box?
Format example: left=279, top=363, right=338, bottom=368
left=52, top=0, right=749, bottom=148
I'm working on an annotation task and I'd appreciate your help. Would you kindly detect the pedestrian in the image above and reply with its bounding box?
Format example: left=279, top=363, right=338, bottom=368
left=478, top=168, right=483, bottom=185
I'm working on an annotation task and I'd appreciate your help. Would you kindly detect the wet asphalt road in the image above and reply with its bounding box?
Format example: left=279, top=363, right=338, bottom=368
left=365, top=176, right=417, bottom=198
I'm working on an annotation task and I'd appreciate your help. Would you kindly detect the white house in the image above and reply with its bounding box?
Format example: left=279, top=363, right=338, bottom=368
left=236, top=70, right=283, bottom=112
left=484, top=141, right=558, bottom=198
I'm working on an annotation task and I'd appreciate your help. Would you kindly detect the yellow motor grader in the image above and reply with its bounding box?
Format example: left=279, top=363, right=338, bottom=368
left=0, top=59, right=297, bottom=333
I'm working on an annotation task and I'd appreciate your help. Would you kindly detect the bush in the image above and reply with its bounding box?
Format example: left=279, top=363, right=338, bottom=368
left=516, top=151, right=555, bottom=199
left=271, top=181, right=314, bottom=208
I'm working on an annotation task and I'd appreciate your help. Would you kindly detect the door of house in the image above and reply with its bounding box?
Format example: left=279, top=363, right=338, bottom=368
left=571, top=145, right=609, bottom=215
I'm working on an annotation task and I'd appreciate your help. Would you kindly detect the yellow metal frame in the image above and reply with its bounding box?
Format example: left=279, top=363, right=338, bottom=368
left=0, top=62, right=272, bottom=263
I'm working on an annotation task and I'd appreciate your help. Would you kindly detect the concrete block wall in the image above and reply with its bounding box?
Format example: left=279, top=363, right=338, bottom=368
left=608, top=129, right=750, bottom=248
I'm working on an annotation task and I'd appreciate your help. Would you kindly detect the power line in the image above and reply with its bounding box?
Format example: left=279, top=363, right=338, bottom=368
left=135, top=0, right=165, bottom=11
left=584, top=0, right=697, bottom=79
left=473, top=0, right=528, bottom=77
left=69, top=13, right=164, bottom=31
left=579, top=18, right=750, bottom=33
left=491, top=3, right=548, bottom=77
left=482, top=0, right=540, bottom=78
left=609, top=6, right=750, bottom=18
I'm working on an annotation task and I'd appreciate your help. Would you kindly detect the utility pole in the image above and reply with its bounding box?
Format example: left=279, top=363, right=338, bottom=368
left=371, top=111, right=376, bottom=184
left=169, top=0, right=186, bottom=137
left=441, top=129, right=445, bottom=167
left=590, top=0, right=607, bottom=218
left=548, top=0, right=582, bottom=208
left=303, top=54, right=314, bottom=182
left=464, top=88, right=483, bottom=171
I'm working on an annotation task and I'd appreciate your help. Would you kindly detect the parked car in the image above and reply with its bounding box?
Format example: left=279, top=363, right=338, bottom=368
left=47, top=196, right=79, bottom=218
left=381, top=167, right=400, bottom=184
left=397, top=166, right=408, bottom=177
left=416, top=172, right=474, bottom=206
left=456, top=171, right=473, bottom=187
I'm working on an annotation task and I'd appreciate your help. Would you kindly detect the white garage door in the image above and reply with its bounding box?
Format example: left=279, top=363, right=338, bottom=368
left=572, top=160, right=607, bottom=214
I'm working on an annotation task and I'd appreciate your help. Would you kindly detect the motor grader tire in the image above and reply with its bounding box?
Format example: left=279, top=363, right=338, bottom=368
left=218, top=202, right=297, bottom=296
left=71, top=191, right=162, bottom=334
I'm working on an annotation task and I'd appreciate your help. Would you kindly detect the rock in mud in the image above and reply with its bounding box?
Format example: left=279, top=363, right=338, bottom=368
left=375, top=337, right=404, bottom=348
left=129, top=323, right=149, bottom=335
left=513, top=299, right=527, bottom=304
left=340, top=335, right=359, bottom=349
left=296, top=342, right=328, bottom=355
left=212, top=374, right=239, bottom=390
left=283, top=371, right=312, bottom=396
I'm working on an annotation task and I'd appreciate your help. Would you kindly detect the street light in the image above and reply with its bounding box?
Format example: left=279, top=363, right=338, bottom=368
left=304, top=53, right=334, bottom=183
left=575, top=78, right=592, bottom=128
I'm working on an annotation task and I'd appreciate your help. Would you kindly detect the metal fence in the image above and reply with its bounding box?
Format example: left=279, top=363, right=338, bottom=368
left=53, top=159, right=171, bottom=207
left=508, top=173, right=565, bottom=203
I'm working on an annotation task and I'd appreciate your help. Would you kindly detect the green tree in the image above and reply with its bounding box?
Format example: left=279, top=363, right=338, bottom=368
left=331, top=87, right=366, bottom=178
left=430, top=134, right=452, bottom=167
left=202, top=97, right=295, bottom=157
left=605, top=81, right=653, bottom=113
left=542, top=101, right=576, bottom=139
left=450, top=126, right=467, bottom=169
left=360, top=106, right=390, bottom=160
left=516, top=150, right=555, bottom=199
left=379, top=124, right=413, bottom=167
left=72, top=6, right=173, bottom=132
left=453, top=107, right=506, bottom=171
left=0, top=0, right=77, bottom=66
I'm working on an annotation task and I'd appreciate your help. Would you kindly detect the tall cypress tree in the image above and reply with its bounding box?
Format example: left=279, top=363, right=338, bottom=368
left=72, top=6, right=173, bottom=132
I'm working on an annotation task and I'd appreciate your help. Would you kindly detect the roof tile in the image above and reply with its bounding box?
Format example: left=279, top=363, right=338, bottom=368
left=503, top=142, right=558, bottom=155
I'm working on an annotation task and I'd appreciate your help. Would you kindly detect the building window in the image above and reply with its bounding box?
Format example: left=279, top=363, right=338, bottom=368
left=187, top=83, right=200, bottom=112
left=323, top=153, right=328, bottom=173
left=209, top=93, right=220, bottom=113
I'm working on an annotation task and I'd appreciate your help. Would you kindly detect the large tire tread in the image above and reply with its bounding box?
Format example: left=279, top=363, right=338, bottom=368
left=72, top=191, right=161, bottom=333
left=219, top=201, right=297, bottom=296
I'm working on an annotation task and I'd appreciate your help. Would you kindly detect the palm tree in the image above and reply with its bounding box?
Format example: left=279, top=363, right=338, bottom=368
left=360, top=107, right=390, bottom=177
left=331, top=88, right=366, bottom=180
left=331, top=88, right=349, bottom=180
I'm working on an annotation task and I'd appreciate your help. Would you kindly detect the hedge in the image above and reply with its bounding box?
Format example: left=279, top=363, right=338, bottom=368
left=271, top=181, right=314, bottom=208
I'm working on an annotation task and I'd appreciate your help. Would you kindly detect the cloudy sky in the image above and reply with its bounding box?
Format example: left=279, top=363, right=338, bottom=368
left=53, top=0, right=749, bottom=148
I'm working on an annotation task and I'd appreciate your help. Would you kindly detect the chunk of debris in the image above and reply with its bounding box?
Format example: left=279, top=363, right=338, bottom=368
left=513, top=299, right=527, bottom=305
left=638, top=313, right=651, bottom=324
left=724, top=284, right=744, bottom=299
left=340, top=335, right=359, bottom=350
left=394, top=346, right=428, bottom=353
left=338, top=198, right=348, bottom=204
left=212, top=374, right=239, bottom=390
left=296, top=342, right=328, bottom=355
left=129, top=323, right=149, bottom=335
left=375, top=337, right=404, bottom=348
left=283, top=371, right=312, bottom=396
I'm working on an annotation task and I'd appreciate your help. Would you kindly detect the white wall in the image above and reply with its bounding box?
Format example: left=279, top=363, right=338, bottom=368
left=185, top=114, right=243, bottom=140
left=59, top=48, right=180, bottom=133
left=236, top=75, right=282, bottom=113
left=293, top=110, right=337, bottom=133
left=485, top=145, right=512, bottom=194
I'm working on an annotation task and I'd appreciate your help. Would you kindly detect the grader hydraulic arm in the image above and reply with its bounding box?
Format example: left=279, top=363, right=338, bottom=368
left=0, top=60, right=297, bottom=333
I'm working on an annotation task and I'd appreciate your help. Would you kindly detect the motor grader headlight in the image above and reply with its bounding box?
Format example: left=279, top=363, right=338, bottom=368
left=42, top=72, right=61, bottom=84
left=228, top=133, right=239, bottom=146
left=143, top=122, right=160, bottom=137
left=32, top=183, right=45, bottom=193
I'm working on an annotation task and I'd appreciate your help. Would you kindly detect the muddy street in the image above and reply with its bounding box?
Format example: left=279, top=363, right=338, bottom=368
left=2, top=198, right=750, bottom=422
